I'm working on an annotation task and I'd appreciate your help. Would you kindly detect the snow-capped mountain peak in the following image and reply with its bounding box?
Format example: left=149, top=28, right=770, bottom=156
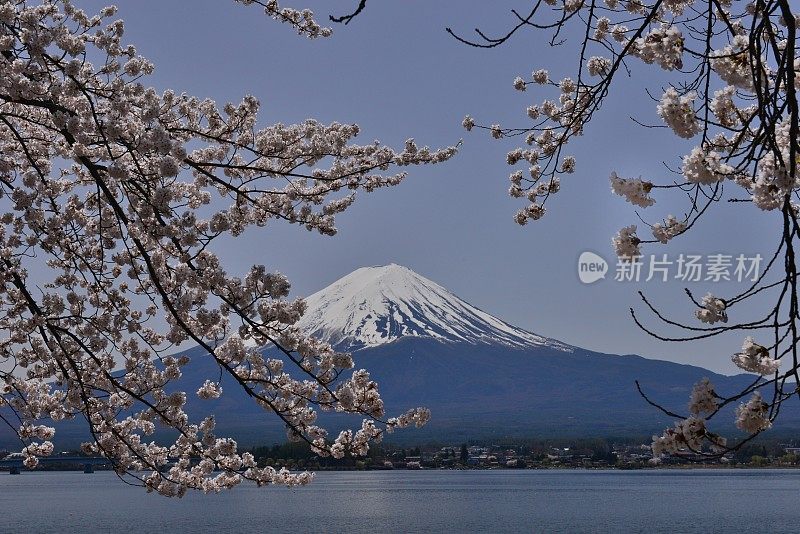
left=297, top=264, right=571, bottom=351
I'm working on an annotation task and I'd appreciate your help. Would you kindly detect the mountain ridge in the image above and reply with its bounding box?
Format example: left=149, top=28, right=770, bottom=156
left=6, top=264, right=799, bottom=449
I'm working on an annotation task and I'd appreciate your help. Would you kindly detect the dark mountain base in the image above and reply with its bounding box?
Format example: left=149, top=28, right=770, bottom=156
left=7, top=338, right=799, bottom=450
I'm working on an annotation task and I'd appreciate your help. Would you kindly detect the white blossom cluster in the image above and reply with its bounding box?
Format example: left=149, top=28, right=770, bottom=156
left=710, top=35, right=760, bottom=92
left=651, top=415, right=728, bottom=460
left=688, top=378, right=718, bottom=415
left=735, top=392, right=772, bottom=434
left=586, top=56, right=611, bottom=77
left=651, top=379, right=726, bottom=460
left=695, top=293, right=728, bottom=324
left=748, top=120, right=799, bottom=210
left=651, top=215, right=686, bottom=244
left=463, top=65, right=591, bottom=223
left=652, top=377, right=776, bottom=459
left=612, top=225, right=641, bottom=259
left=235, top=0, right=332, bottom=38
left=681, top=147, right=733, bottom=185
left=709, top=86, right=742, bottom=128
left=657, top=88, right=700, bottom=139
left=0, top=0, right=456, bottom=495
left=609, top=172, right=655, bottom=207
left=197, top=380, right=223, bottom=400
left=630, top=25, right=685, bottom=71
left=651, top=416, right=708, bottom=457
left=732, top=338, right=780, bottom=375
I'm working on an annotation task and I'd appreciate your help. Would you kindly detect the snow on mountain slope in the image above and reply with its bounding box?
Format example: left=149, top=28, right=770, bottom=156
left=297, top=264, right=572, bottom=351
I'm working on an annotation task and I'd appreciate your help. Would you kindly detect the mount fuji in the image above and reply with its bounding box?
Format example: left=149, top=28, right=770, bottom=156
left=12, top=264, right=800, bottom=449
left=297, top=263, right=570, bottom=352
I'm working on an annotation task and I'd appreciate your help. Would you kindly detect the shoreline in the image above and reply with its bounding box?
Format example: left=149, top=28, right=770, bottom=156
left=5, top=464, right=799, bottom=474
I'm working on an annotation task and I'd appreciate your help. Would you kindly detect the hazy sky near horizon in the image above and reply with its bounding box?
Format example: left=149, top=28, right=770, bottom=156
left=76, top=0, right=780, bottom=374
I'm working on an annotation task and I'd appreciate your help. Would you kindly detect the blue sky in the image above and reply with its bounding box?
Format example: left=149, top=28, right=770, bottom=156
left=78, top=0, right=780, bottom=374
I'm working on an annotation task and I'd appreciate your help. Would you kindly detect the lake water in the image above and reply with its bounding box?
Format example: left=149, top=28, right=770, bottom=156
left=1, top=469, right=798, bottom=533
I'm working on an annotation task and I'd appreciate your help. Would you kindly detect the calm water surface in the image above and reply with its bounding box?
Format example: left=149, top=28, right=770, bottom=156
left=1, top=469, right=798, bottom=533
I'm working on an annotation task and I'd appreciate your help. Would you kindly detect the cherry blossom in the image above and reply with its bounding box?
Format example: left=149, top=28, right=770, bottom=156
left=609, top=172, right=655, bottom=207
left=735, top=392, right=772, bottom=434
left=651, top=416, right=707, bottom=457
left=612, top=225, right=641, bottom=259
left=695, top=294, right=728, bottom=324
left=657, top=88, right=700, bottom=139
left=651, top=215, right=686, bottom=244
left=732, top=338, right=780, bottom=375
left=688, top=378, right=718, bottom=415
left=0, top=0, right=456, bottom=495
